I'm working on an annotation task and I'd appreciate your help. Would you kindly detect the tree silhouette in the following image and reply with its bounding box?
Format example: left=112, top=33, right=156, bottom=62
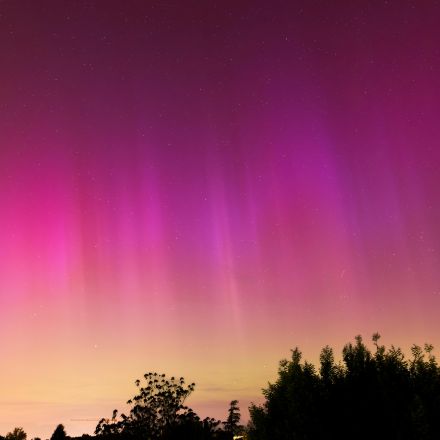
left=248, top=334, right=440, bottom=440
left=95, top=372, right=224, bottom=439
left=50, top=425, right=67, bottom=440
left=224, top=400, right=241, bottom=438
left=5, top=428, right=26, bottom=440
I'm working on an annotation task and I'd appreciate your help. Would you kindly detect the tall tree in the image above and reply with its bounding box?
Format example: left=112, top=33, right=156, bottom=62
left=224, top=400, right=241, bottom=438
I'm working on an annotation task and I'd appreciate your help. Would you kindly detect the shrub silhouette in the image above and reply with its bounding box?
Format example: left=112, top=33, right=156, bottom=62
left=248, top=334, right=440, bottom=440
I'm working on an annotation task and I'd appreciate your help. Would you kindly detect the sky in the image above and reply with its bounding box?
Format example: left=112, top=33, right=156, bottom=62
left=1, top=0, right=440, bottom=437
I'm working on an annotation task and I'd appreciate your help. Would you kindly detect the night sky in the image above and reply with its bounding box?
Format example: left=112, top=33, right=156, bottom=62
left=1, top=1, right=440, bottom=437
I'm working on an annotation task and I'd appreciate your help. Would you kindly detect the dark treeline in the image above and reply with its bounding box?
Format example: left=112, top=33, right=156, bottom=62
left=248, top=334, right=440, bottom=440
left=3, top=334, right=440, bottom=440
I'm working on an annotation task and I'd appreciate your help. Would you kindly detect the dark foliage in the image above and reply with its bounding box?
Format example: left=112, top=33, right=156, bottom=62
left=223, top=400, right=241, bottom=437
left=4, top=428, right=26, bottom=440
left=95, top=372, right=228, bottom=439
left=248, top=334, right=440, bottom=440
left=50, top=425, right=67, bottom=440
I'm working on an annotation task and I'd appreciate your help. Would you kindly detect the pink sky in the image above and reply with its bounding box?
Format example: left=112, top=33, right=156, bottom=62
left=1, top=1, right=440, bottom=437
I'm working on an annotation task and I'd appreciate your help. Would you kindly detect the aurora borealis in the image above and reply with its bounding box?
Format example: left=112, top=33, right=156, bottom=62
left=1, top=1, right=440, bottom=437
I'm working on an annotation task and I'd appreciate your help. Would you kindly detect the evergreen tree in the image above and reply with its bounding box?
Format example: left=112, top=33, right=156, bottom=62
left=224, top=400, right=241, bottom=437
